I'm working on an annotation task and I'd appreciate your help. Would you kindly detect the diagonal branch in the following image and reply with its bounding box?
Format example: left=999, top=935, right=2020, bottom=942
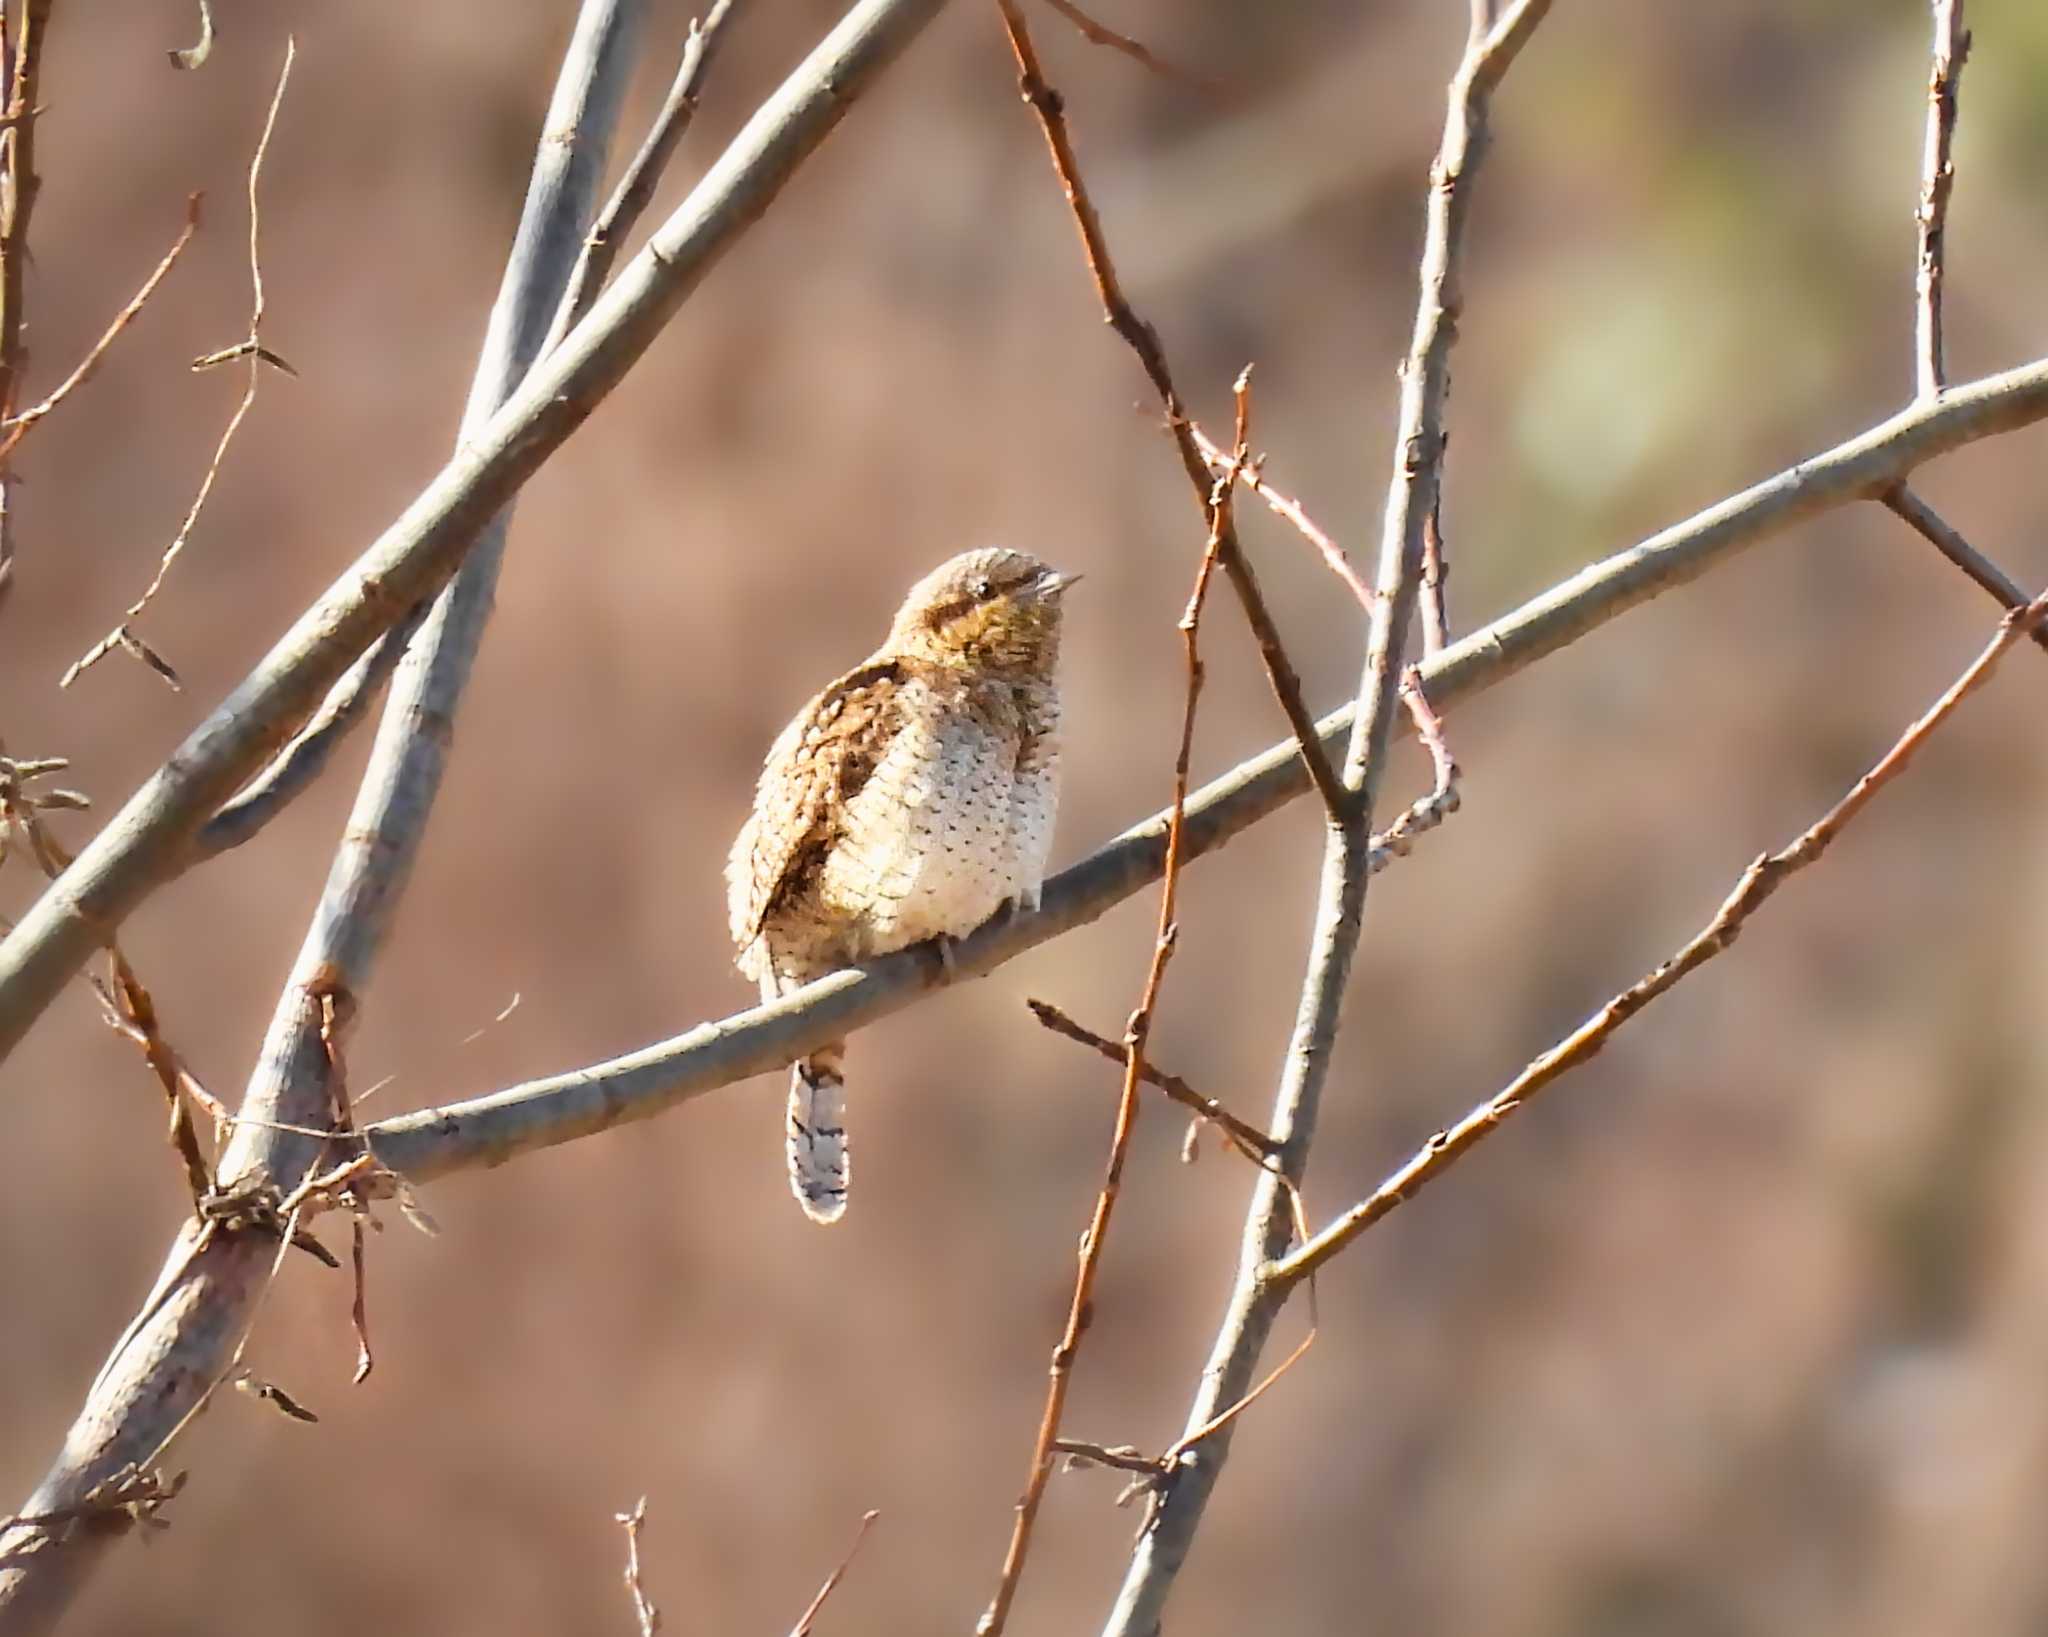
left=992, top=0, right=1351, bottom=824
left=1265, top=588, right=2048, bottom=1290
left=0, top=0, right=960, bottom=1071
left=0, top=193, right=201, bottom=462
left=0, top=8, right=641, bottom=1631
left=199, top=1, right=750, bottom=869
left=543, top=0, right=745, bottom=356
left=350, top=350, right=2048, bottom=1188
left=1881, top=484, right=2048, bottom=655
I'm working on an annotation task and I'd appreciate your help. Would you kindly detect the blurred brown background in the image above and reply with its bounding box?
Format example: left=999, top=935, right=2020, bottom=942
left=4, top=2, right=2048, bottom=1632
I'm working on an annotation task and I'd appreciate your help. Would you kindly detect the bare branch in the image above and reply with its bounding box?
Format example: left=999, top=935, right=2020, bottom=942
left=1104, top=7, right=1552, bottom=1630
left=1188, top=416, right=1374, bottom=613
left=543, top=0, right=745, bottom=355
left=65, top=42, right=296, bottom=690
left=788, top=1510, right=879, bottom=1637
left=193, top=598, right=433, bottom=856
left=349, top=351, right=2048, bottom=1188
left=1913, top=0, right=1969, bottom=399
left=1420, top=499, right=1450, bottom=653
left=1025, top=999, right=1281, bottom=1162
left=1268, top=589, right=2048, bottom=1290
left=0, top=0, right=51, bottom=613
left=992, top=0, right=1352, bottom=825
left=1881, top=484, right=2048, bottom=654
left=1035, top=0, right=1227, bottom=100
left=0, top=4, right=647, bottom=1626
left=0, top=193, right=201, bottom=460
left=0, top=0, right=961, bottom=1071
left=978, top=374, right=1244, bottom=1637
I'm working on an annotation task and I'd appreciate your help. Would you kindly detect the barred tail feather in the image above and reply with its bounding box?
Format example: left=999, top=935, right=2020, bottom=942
left=786, top=1043, right=849, bottom=1224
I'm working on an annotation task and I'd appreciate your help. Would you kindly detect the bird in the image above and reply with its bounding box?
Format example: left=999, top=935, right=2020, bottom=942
left=726, top=547, right=1076, bottom=1224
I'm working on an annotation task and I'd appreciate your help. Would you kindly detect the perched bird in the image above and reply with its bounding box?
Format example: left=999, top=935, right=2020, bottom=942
left=727, top=547, right=1076, bottom=1224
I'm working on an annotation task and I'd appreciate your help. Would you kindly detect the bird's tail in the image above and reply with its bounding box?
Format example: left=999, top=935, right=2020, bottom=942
left=787, top=1040, right=850, bottom=1224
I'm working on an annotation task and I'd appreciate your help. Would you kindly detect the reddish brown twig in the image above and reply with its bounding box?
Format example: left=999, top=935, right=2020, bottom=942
left=788, top=1509, right=879, bottom=1637
left=992, top=0, right=1352, bottom=824
left=977, top=378, right=1248, bottom=1637
left=1913, top=0, right=1969, bottom=400
left=1187, top=416, right=1375, bottom=614
left=0, top=194, right=202, bottom=464
left=1035, top=0, right=1228, bottom=100
left=65, top=40, right=296, bottom=689
left=95, top=948, right=215, bottom=1211
left=1025, top=998, right=1282, bottom=1162
left=1420, top=499, right=1451, bottom=653
left=1267, top=589, right=2048, bottom=1291
left=0, top=0, right=50, bottom=613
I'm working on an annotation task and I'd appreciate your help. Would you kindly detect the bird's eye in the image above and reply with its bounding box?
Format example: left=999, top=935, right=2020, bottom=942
left=973, top=577, right=995, bottom=600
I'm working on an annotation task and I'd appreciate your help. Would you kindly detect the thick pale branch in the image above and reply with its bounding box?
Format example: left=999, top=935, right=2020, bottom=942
left=348, top=352, right=2048, bottom=1185
left=0, top=0, right=957, bottom=1070
left=0, top=5, right=644, bottom=1629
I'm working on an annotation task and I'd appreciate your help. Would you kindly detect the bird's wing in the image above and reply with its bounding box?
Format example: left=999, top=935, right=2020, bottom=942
left=727, top=658, right=909, bottom=966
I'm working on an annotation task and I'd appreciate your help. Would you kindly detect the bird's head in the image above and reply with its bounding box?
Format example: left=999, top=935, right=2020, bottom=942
left=888, top=547, right=1078, bottom=676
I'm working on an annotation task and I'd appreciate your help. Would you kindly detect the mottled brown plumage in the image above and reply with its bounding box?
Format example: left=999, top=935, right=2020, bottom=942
left=727, top=548, right=1075, bottom=1223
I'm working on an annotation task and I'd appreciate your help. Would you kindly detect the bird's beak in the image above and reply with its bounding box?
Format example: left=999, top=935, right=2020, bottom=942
left=1035, top=569, right=1081, bottom=599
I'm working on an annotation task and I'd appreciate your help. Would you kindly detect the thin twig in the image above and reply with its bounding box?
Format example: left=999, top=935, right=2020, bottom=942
left=1024, top=998, right=1281, bottom=1161
left=544, top=0, right=743, bottom=356
left=0, top=194, right=202, bottom=462
left=1363, top=669, right=1461, bottom=877
left=64, top=41, right=296, bottom=690
left=1420, top=499, right=1450, bottom=653
left=194, top=596, right=435, bottom=857
left=978, top=371, right=1247, bottom=1637
left=95, top=948, right=214, bottom=1212
left=992, top=0, right=1352, bottom=824
left=1187, top=417, right=1374, bottom=613
left=1269, top=588, right=2048, bottom=1290
left=0, top=0, right=51, bottom=613
left=616, top=1498, right=661, bottom=1637
left=1881, top=485, right=2048, bottom=654
left=787, top=1510, right=879, bottom=1637
left=1035, top=0, right=1228, bottom=100
left=1913, top=0, right=1969, bottom=400
left=1104, top=8, right=1552, bottom=1632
